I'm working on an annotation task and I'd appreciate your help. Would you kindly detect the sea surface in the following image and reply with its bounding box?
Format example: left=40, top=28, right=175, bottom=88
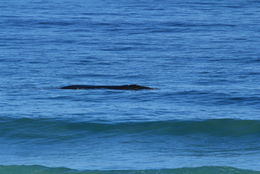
left=0, top=0, right=260, bottom=173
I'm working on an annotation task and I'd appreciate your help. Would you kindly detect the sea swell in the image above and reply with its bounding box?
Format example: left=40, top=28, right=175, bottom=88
left=0, top=165, right=259, bottom=174
left=1, top=117, right=260, bottom=141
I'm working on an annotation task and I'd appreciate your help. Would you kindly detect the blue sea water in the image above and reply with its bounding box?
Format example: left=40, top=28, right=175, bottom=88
left=0, top=0, right=260, bottom=173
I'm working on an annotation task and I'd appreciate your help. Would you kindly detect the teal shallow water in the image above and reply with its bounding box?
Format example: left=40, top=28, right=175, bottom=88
left=0, top=165, right=259, bottom=174
left=1, top=118, right=260, bottom=170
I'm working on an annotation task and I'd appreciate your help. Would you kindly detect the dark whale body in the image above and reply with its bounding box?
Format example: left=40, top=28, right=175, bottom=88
left=61, top=84, right=155, bottom=90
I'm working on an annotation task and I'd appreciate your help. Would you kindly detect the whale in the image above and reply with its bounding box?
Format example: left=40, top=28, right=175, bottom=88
left=61, top=84, right=155, bottom=90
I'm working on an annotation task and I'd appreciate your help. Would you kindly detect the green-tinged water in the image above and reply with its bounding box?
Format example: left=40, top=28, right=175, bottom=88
left=0, top=165, right=259, bottom=174
left=1, top=117, right=260, bottom=139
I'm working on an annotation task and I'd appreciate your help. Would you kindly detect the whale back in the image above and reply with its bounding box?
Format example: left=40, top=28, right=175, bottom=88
left=61, top=84, right=155, bottom=90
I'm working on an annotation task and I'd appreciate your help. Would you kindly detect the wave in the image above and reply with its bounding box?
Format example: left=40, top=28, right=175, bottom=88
left=1, top=117, right=260, bottom=141
left=0, top=165, right=258, bottom=174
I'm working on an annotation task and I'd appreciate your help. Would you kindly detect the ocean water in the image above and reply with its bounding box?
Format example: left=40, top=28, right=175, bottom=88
left=0, top=0, right=260, bottom=173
